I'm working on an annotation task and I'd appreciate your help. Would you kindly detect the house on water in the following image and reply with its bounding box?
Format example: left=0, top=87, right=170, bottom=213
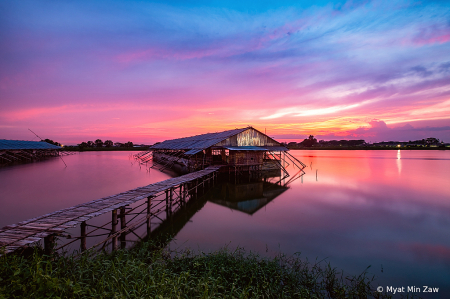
left=148, top=126, right=305, bottom=174
left=0, top=139, right=62, bottom=165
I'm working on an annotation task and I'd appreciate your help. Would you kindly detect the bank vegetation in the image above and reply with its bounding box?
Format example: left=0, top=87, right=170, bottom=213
left=0, top=239, right=419, bottom=299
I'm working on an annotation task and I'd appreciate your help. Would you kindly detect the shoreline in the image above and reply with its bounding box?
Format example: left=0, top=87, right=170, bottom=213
left=63, top=147, right=149, bottom=152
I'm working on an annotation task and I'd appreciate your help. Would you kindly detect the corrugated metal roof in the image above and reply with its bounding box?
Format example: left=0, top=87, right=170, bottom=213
left=264, top=146, right=289, bottom=152
left=151, top=128, right=249, bottom=151
left=0, top=140, right=61, bottom=150
left=184, top=149, right=203, bottom=155
left=224, top=146, right=268, bottom=151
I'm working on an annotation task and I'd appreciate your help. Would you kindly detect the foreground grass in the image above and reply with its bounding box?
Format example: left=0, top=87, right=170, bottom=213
left=0, top=241, right=414, bottom=298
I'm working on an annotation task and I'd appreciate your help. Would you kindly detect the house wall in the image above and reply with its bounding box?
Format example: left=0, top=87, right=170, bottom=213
left=214, top=128, right=278, bottom=147
left=229, top=151, right=264, bottom=166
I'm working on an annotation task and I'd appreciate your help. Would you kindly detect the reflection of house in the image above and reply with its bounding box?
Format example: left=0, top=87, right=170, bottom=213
left=209, top=181, right=289, bottom=215
left=150, top=127, right=289, bottom=174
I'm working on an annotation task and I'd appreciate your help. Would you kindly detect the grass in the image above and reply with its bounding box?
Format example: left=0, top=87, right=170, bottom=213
left=0, top=240, right=419, bottom=299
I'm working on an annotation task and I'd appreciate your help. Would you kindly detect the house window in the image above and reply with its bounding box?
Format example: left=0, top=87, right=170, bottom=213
left=212, top=149, right=221, bottom=155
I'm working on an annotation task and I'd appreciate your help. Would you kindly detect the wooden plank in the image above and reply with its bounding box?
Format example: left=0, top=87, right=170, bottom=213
left=0, top=167, right=222, bottom=253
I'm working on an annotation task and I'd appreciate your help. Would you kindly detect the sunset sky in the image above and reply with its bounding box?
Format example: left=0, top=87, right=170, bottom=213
left=1, top=0, right=450, bottom=144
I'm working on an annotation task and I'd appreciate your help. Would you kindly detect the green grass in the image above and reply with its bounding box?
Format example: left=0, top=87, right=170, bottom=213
left=0, top=240, right=419, bottom=299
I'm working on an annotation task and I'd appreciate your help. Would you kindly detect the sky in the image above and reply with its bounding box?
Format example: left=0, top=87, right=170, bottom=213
left=1, top=0, right=450, bottom=145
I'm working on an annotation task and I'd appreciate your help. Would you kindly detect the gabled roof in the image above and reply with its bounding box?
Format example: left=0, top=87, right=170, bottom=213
left=150, top=127, right=287, bottom=154
left=151, top=127, right=249, bottom=151
left=0, top=140, right=61, bottom=150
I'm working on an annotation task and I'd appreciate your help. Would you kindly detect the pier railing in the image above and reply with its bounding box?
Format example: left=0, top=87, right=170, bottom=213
left=0, top=166, right=221, bottom=255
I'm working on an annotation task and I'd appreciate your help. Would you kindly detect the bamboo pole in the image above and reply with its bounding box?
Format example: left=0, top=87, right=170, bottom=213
left=112, top=209, right=118, bottom=251
left=165, top=190, right=170, bottom=218
left=44, top=234, right=55, bottom=255
left=147, top=197, right=152, bottom=236
left=80, top=221, right=87, bottom=252
left=120, top=207, right=126, bottom=249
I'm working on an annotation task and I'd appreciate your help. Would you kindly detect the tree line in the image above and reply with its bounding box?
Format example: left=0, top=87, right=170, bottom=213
left=41, top=139, right=61, bottom=146
left=77, top=139, right=134, bottom=149
left=285, top=135, right=445, bottom=148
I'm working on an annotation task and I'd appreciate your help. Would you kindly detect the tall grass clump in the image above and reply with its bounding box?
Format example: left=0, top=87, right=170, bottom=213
left=0, top=240, right=419, bottom=298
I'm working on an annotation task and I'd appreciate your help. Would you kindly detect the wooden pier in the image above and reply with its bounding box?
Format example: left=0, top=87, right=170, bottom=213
left=0, top=166, right=221, bottom=255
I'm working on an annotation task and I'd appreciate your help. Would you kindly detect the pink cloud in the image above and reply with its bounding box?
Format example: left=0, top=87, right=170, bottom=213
left=411, top=26, right=450, bottom=46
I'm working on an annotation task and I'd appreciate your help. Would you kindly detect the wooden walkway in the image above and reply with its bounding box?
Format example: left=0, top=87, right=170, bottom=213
left=0, top=166, right=221, bottom=254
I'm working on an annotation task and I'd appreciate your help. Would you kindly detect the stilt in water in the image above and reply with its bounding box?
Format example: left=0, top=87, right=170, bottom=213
left=80, top=221, right=87, bottom=252
left=120, top=207, right=126, bottom=249
left=112, top=209, right=118, bottom=251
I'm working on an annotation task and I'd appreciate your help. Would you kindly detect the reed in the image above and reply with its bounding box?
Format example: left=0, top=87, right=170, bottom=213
left=0, top=240, right=419, bottom=299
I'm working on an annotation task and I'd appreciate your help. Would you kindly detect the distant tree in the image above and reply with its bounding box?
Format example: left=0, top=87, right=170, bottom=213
left=95, top=139, right=104, bottom=148
left=104, top=140, right=113, bottom=147
left=114, top=142, right=123, bottom=147
left=42, top=139, right=61, bottom=146
left=287, top=142, right=298, bottom=148
left=78, top=142, right=88, bottom=149
left=125, top=141, right=134, bottom=148
left=300, top=135, right=318, bottom=147
left=87, top=141, right=94, bottom=148
left=425, top=137, right=439, bottom=145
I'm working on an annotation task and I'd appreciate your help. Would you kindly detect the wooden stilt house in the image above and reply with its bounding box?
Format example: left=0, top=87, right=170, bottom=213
left=150, top=127, right=294, bottom=174
left=0, top=139, right=62, bottom=165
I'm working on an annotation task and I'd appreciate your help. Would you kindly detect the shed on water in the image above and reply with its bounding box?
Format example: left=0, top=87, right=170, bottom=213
left=0, top=139, right=62, bottom=164
left=150, top=126, right=290, bottom=174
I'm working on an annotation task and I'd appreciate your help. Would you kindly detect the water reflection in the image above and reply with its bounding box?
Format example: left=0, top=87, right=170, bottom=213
left=168, top=150, right=450, bottom=298
left=149, top=174, right=296, bottom=245
left=397, top=150, right=402, bottom=174
left=208, top=181, right=288, bottom=215
left=1, top=150, right=450, bottom=297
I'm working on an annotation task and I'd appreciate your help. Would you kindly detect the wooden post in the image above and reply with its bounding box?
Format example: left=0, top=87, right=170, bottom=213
left=179, top=185, right=184, bottom=205
left=44, top=234, right=55, bottom=255
left=169, top=187, right=173, bottom=216
left=120, top=207, right=126, bottom=249
left=44, top=234, right=54, bottom=255
left=147, top=197, right=152, bottom=236
left=112, top=209, right=118, bottom=251
left=80, top=221, right=87, bottom=252
left=195, top=179, right=198, bottom=198
left=165, top=190, right=170, bottom=218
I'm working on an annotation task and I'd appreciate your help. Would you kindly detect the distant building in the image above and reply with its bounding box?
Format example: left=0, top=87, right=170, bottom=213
left=372, top=141, right=408, bottom=147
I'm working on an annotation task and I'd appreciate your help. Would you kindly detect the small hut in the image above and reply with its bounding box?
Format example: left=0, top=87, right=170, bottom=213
left=150, top=127, right=292, bottom=174
left=0, top=139, right=62, bottom=165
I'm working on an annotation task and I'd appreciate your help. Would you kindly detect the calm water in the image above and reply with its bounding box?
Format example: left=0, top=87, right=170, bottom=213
left=1, top=150, right=449, bottom=297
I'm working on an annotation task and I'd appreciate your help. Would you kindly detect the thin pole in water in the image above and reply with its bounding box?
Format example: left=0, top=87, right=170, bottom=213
left=59, top=155, right=67, bottom=167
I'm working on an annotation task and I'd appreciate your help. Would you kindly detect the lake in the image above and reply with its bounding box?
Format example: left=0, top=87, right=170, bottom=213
left=1, top=150, right=449, bottom=297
